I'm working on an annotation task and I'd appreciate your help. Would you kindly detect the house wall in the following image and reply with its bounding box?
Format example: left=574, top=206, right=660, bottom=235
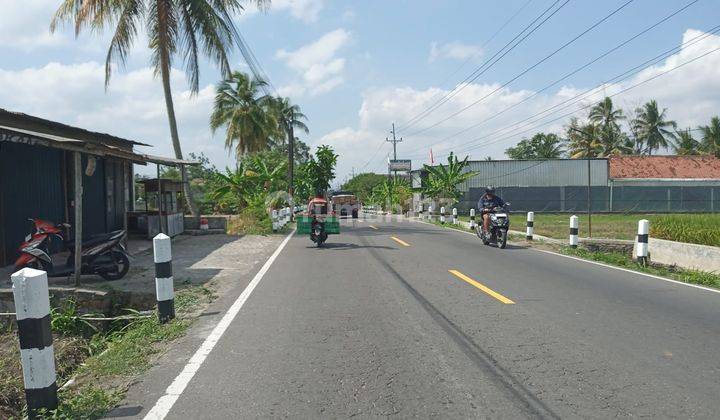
left=0, top=143, right=130, bottom=266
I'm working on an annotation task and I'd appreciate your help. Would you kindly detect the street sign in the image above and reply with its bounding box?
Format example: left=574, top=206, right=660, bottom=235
left=388, top=159, right=411, bottom=172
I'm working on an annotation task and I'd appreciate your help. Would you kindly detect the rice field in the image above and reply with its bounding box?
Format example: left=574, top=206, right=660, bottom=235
left=461, top=213, right=720, bottom=246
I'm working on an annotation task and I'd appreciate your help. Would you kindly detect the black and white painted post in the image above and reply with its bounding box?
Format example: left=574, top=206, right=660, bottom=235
left=153, top=233, right=175, bottom=323
left=271, top=210, right=279, bottom=232
left=469, top=208, right=476, bottom=230
left=428, top=205, right=434, bottom=222
left=636, top=219, right=649, bottom=266
left=418, top=202, right=423, bottom=219
left=569, top=215, right=579, bottom=248
left=526, top=211, right=534, bottom=240
left=440, top=206, right=446, bottom=224
left=11, top=268, right=58, bottom=418
left=452, top=208, right=458, bottom=225
left=285, top=207, right=291, bottom=224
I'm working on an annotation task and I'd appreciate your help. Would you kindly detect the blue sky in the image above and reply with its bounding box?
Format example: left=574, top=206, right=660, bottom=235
left=2, top=0, right=720, bottom=184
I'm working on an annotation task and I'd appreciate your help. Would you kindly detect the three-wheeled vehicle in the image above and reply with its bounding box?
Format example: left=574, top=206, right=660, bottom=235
left=297, top=197, right=340, bottom=247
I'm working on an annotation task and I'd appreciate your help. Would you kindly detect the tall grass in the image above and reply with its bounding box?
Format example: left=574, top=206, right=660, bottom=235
left=651, top=214, right=720, bottom=247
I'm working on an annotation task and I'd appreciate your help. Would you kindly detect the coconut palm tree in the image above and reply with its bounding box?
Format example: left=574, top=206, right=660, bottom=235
left=700, top=116, right=720, bottom=157
left=273, top=97, right=309, bottom=195
left=210, top=71, right=276, bottom=157
left=588, top=97, right=629, bottom=155
left=672, top=128, right=701, bottom=155
left=565, top=118, right=601, bottom=158
left=51, top=0, right=268, bottom=216
left=631, top=100, right=677, bottom=155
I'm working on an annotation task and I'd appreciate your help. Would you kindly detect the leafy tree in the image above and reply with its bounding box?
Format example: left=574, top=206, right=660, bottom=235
left=422, top=152, right=476, bottom=203
left=700, top=116, right=720, bottom=157
left=210, top=71, right=277, bottom=157
left=298, top=145, right=338, bottom=199
left=631, top=100, right=677, bottom=155
left=506, top=133, right=564, bottom=159
left=51, top=0, right=267, bottom=216
left=342, top=173, right=387, bottom=203
left=673, top=129, right=702, bottom=155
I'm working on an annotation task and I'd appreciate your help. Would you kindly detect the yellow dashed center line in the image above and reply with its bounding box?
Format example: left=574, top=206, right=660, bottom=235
left=391, top=236, right=411, bottom=247
left=369, top=225, right=379, bottom=230
left=448, top=270, right=515, bottom=304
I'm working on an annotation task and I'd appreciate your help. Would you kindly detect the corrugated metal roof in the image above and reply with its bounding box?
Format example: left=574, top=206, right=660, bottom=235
left=609, top=156, right=720, bottom=179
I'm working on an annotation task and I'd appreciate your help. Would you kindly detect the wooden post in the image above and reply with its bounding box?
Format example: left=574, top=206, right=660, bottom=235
left=73, top=152, right=83, bottom=286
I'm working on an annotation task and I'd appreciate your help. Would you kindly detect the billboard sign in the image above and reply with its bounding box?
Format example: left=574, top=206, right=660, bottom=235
left=388, top=159, right=412, bottom=172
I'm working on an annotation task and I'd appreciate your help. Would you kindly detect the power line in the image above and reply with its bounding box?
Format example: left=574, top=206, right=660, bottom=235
left=404, top=0, right=700, bottom=156
left=404, top=0, right=636, bottom=138
left=427, top=27, right=720, bottom=158
left=444, top=46, right=720, bottom=158
left=396, top=0, right=569, bottom=134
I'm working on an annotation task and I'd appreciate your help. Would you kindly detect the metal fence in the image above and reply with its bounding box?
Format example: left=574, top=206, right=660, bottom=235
left=454, top=185, right=720, bottom=213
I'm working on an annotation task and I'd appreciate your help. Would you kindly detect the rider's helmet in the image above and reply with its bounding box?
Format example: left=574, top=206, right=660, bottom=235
left=485, top=186, right=496, bottom=195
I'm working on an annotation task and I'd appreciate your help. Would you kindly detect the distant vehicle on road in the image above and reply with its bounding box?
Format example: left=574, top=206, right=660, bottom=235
left=331, top=191, right=359, bottom=218
left=297, top=197, right=340, bottom=247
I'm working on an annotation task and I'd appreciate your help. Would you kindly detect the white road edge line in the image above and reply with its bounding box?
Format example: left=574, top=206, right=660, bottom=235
left=143, top=229, right=296, bottom=420
left=410, top=217, right=720, bottom=296
left=533, top=248, right=720, bottom=295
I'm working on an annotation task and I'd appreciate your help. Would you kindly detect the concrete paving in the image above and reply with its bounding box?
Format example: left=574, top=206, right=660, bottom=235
left=112, top=216, right=720, bottom=419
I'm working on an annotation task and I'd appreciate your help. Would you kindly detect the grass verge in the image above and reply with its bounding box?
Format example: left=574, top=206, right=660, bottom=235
left=559, top=247, right=720, bottom=289
left=0, top=285, right=216, bottom=419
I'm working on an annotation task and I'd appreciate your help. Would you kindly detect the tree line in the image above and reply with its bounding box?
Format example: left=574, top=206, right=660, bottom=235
left=506, top=97, right=720, bottom=160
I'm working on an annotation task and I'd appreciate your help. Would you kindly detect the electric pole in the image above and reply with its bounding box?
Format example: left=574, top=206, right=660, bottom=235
left=386, top=123, right=402, bottom=181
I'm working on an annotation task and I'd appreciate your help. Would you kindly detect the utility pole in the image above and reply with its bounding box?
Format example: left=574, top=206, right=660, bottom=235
left=386, top=123, right=402, bottom=181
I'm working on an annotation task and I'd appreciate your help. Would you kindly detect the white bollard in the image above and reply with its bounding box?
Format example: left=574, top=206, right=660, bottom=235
left=452, top=208, right=458, bottom=225
left=569, top=215, right=579, bottom=248
left=285, top=207, right=291, bottom=223
left=11, top=268, right=58, bottom=417
left=272, top=210, right=278, bottom=232
left=154, top=233, right=175, bottom=323
left=526, top=212, right=534, bottom=240
left=469, top=208, right=476, bottom=229
left=636, top=219, right=649, bottom=265
left=418, top=203, right=423, bottom=219
left=428, top=205, right=434, bottom=221
left=440, top=206, right=446, bottom=224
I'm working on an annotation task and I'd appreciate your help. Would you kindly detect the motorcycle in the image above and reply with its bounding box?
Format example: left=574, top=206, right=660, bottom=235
left=14, top=218, right=131, bottom=280
left=475, top=204, right=511, bottom=249
left=310, top=218, right=328, bottom=247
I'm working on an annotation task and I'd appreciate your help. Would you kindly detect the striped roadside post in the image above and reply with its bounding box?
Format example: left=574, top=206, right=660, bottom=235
left=569, top=215, right=579, bottom=248
left=271, top=210, right=278, bottom=232
left=440, top=206, right=446, bottom=224
left=428, top=205, right=434, bottom=221
left=636, top=219, right=649, bottom=266
left=285, top=207, right=291, bottom=224
left=153, top=233, right=175, bottom=323
left=11, top=268, right=58, bottom=418
left=418, top=202, right=423, bottom=219
left=452, top=208, right=458, bottom=225
left=526, top=211, right=534, bottom=240
left=469, top=208, right=476, bottom=230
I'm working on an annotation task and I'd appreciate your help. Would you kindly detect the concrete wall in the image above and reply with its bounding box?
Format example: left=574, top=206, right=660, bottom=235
left=636, top=238, right=720, bottom=273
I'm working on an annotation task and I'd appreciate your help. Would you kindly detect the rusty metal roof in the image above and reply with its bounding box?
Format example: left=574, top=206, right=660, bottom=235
left=609, top=155, right=720, bottom=179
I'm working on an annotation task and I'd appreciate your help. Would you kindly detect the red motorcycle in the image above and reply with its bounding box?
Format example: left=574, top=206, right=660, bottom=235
left=14, top=218, right=130, bottom=280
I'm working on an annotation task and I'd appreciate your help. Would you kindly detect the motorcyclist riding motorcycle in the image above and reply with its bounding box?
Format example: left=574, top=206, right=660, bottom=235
left=478, top=186, right=505, bottom=239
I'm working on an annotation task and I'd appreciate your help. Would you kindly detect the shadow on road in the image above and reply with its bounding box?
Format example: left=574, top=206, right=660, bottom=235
left=305, top=242, right=396, bottom=251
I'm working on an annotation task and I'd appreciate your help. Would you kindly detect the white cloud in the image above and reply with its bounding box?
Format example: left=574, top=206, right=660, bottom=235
left=320, top=29, right=720, bottom=180
left=275, top=29, right=350, bottom=96
left=0, top=61, right=232, bottom=174
left=0, top=0, right=66, bottom=49
left=429, top=41, right=483, bottom=63
left=241, top=0, right=324, bottom=23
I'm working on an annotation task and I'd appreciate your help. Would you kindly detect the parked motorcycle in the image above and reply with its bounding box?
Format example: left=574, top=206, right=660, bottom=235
left=475, top=204, right=511, bottom=249
left=14, top=218, right=130, bottom=280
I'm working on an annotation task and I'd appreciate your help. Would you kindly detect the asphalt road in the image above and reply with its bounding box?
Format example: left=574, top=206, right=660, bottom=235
left=136, top=215, right=720, bottom=419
